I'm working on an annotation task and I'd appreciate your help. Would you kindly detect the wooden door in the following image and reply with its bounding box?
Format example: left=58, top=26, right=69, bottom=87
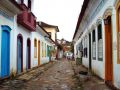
left=26, top=39, right=31, bottom=70
left=105, top=16, right=113, bottom=82
left=17, top=35, right=23, bottom=74
left=38, top=41, right=40, bottom=65
left=89, top=33, right=92, bottom=70
left=1, top=27, right=10, bottom=78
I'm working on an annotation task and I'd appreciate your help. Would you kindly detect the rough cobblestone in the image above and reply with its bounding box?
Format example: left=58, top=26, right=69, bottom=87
left=0, top=60, right=111, bottom=90
left=71, top=61, right=111, bottom=90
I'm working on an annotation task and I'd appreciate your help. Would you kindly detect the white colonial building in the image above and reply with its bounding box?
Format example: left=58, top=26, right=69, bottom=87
left=0, top=0, right=56, bottom=79
left=73, top=0, right=120, bottom=89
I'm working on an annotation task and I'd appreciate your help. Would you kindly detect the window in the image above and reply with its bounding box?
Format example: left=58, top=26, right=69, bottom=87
left=92, top=30, right=96, bottom=60
left=34, top=39, right=37, bottom=58
left=28, top=0, right=31, bottom=10
left=45, top=43, right=46, bottom=57
left=92, top=30, right=95, bottom=42
left=24, top=0, right=28, bottom=7
left=47, top=45, right=49, bottom=57
left=83, top=36, right=88, bottom=58
left=42, top=42, right=44, bottom=57
left=98, top=24, right=102, bottom=40
left=98, top=24, right=103, bottom=61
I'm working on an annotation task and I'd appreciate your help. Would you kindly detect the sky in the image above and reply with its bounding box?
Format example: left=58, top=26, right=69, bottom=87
left=33, top=0, right=84, bottom=41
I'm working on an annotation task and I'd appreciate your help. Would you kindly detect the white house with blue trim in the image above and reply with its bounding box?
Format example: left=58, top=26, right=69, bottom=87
left=0, top=0, right=22, bottom=78
left=0, top=0, right=56, bottom=79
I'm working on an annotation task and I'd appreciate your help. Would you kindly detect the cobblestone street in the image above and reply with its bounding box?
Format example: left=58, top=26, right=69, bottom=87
left=0, top=60, right=111, bottom=90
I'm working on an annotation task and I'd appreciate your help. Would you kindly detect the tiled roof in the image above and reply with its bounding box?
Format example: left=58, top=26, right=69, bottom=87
left=41, top=22, right=59, bottom=32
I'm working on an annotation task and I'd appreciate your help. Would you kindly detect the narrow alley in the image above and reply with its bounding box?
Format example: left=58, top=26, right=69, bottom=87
left=0, top=60, right=110, bottom=90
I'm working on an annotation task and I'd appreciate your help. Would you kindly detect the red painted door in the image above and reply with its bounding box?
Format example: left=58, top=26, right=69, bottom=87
left=105, top=16, right=113, bottom=82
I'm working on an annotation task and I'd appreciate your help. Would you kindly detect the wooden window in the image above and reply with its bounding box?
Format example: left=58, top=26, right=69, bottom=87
left=98, top=24, right=102, bottom=40
left=92, top=30, right=95, bottom=42
left=42, top=42, right=44, bottom=57
left=98, top=24, right=103, bottom=61
left=45, top=43, right=46, bottom=57
left=92, top=30, right=96, bottom=60
left=34, top=39, right=37, bottom=58
left=47, top=45, right=49, bottom=57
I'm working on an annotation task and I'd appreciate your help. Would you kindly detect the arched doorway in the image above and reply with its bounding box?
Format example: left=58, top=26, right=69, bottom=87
left=104, top=16, right=113, bottom=83
left=1, top=25, right=11, bottom=78
left=26, top=38, right=31, bottom=70
left=17, top=34, right=23, bottom=74
left=38, top=40, right=40, bottom=65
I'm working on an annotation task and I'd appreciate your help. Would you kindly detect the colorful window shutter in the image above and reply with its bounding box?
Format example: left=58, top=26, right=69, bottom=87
left=34, top=39, right=37, bottom=58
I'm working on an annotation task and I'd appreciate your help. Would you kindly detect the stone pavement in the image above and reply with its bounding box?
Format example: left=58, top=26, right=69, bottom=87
left=0, top=61, right=56, bottom=90
left=71, top=61, right=111, bottom=90
left=0, top=60, right=111, bottom=90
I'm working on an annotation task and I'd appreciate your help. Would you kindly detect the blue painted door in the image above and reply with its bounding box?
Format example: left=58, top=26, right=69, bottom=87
left=1, top=30, right=10, bottom=78
left=49, top=46, right=51, bottom=61
left=17, top=38, right=22, bottom=74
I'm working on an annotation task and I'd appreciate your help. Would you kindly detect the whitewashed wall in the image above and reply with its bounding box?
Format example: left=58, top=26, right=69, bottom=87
left=13, top=16, right=31, bottom=73
left=74, top=0, right=120, bottom=88
left=0, top=13, right=14, bottom=76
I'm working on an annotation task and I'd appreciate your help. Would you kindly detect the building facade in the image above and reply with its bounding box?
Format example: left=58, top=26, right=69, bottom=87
left=73, top=0, right=120, bottom=89
left=0, top=0, right=56, bottom=79
left=41, top=22, right=59, bottom=42
left=0, top=0, right=22, bottom=78
left=41, top=22, right=59, bottom=60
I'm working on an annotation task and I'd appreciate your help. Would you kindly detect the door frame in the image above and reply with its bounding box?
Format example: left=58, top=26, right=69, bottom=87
left=17, top=34, right=23, bottom=73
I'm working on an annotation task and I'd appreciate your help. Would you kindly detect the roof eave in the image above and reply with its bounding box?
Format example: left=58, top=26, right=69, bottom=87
left=72, top=0, right=90, bottom=41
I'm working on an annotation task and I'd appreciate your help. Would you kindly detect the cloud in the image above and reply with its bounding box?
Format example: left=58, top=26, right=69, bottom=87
left=33, top=0, right=84, bottom=41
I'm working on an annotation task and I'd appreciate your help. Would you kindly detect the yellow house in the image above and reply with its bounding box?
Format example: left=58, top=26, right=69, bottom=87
left=40, top=22, right=59, bottom=42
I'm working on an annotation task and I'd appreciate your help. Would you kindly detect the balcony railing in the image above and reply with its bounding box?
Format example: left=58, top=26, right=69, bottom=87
left=17, top=11, right=36, bottom=31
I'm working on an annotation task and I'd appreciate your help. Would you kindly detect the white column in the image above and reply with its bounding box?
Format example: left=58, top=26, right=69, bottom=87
left=101, top=18, right=105, bottom=79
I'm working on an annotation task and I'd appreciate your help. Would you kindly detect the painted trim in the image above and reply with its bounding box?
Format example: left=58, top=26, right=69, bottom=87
left=103, top=7, right=113, bottom=19
left=1, top=25, right=12, bottom=32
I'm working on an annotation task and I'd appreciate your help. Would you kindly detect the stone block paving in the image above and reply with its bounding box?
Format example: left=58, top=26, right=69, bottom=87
left=0, top=60, right=112, bottom=90
left=71, top=61, right=111, bottom=90
left=0, top=61, right=56, bottom=90
left=22, top=60, right=76, bottom=90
